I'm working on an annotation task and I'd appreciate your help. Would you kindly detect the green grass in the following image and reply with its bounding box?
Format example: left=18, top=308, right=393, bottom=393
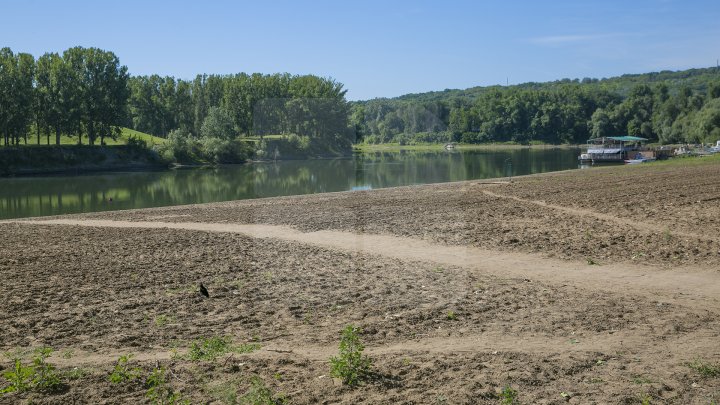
left=187, top=337, right=260, bottom=361
left=13, top=127, right=166, bottom=146
left=688, top=358, right=720, bottom=378
left=353, top=142, right=569, bottom=152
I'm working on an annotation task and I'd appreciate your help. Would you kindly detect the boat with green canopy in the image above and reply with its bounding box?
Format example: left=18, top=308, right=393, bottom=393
left=578, top=136, right=649, bottom=164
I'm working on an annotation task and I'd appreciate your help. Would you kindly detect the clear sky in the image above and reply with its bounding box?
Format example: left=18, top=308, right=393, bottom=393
left=2, top=0, right=719, bottom=100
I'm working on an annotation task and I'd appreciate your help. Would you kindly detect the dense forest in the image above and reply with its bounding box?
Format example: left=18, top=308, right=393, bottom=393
left=352, top=68, right=720, bottom=145
left=0, top=46, right=352, bottom=163
left=3, top=45, right=720, bottom=164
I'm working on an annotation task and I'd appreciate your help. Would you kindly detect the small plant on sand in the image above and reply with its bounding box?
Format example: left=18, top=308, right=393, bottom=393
left=662, top=228, right=673, bottom=241
left=586, top=258, right=598, bottom=265
left=146, top=367, right=188, bottom=405
left=188, top=336, right=260, bottom=361
left=31, top=348, right=61, bottom=391
left=446, top=311, right=458, bottom=321
left=688, top=358, right=720, bottom=378
left=109, top=354, right=142, bottom=383
left=1, top=347, right=62, bottom=394
left=329, top=325, right=372, bottom=386
left=154, top=314, right=176, bottom=328
left=207, top=380, right=238, bottom=404
left=239, top=376, right=286, bottom=405
left=637, top=392, right=652, bottom=405
left=1, top=357, right=34, bottom=394
left=189, top=336, right=233, bottom=361
left=499, top=385, right=518, bottom=404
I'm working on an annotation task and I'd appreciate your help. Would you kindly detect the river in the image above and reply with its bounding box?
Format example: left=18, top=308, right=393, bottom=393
left=0, top=147, right=580, bottom=219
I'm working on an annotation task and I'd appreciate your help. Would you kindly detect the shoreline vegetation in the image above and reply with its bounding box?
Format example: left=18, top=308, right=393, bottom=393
left=2, top=45, right=720, bottom=176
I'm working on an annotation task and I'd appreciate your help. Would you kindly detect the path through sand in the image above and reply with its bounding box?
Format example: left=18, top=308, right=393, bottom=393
left=17, top=218, right=720, bottom=310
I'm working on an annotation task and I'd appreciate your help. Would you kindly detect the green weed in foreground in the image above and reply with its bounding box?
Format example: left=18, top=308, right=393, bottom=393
left=500, top=385, right=518, bottom=404
left=0, top=358, right=34, bottom=394
left=154, top=314, right=176, bottom=328
left=188, top=337, right=260, bottom=361
left=109, top=354, right=142, bottom=383
left=688, top=358, right=720, bottom=378
left=239, top=377, right=286, bottom=405
left=146, top=367, right=189, bottom=405
left=329, top=325, right=373, bottom=386
left=1, top=347, right=62, bottom=394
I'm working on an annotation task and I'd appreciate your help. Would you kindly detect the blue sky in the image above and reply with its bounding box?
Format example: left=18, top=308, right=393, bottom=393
left=2, top=0, right=719, bottom=100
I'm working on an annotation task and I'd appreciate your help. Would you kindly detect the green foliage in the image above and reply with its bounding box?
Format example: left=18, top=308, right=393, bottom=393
left=145, top=367, right=188, bottom=405
left=30, top=348, right=61, bottom=391
left=189, top=336, right=232, bottom=361
left=109, top=354, right=142, bottom=383
left=188, top=337, right=260, bottom=361
left=0, top=358, right=34, bottom=394
left=329, top=325, right=372, bottom=386
left=154, top=314, right=176, bottom=328
left=688, top=359, right=720, bottom=378
left=1, top=348, right=62, bottom=394
left=446, top=311, right=458, bottom=320
left=201, top=107, right=236, bottom=140
left=207, top=380, right=239, bottom=404
left=500, top=386, right=518, bottom=404
left=239, top=377, right=286, bottom=405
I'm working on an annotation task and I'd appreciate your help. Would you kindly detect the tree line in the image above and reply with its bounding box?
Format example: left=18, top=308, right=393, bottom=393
left=4, top=45, right=720, bottom=154
left=129, top=73, right=352, bottom=161
left=0, top=47, right=129, bottom=147
left=352, top=69, right=720, bottom=145
left=0, top=46, right=353, bottom=161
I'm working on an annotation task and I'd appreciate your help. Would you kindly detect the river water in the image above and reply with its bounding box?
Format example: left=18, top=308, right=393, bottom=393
left=0, top=147, right=580, bottom=219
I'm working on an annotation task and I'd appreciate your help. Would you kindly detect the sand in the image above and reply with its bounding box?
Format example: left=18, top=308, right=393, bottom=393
left=1, top=160, right=719, bottom=404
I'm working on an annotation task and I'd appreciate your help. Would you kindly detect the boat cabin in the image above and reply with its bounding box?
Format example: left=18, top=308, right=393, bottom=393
left=579, top=136, right=649, bottom=163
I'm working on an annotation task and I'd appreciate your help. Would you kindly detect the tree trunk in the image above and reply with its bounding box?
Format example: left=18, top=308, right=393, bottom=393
left=55, top=127, right=61, bottom=146
left=88, top=122, right=94, bottom=146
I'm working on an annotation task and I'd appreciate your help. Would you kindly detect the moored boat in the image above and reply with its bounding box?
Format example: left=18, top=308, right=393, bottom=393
left=578, top=136, right=649, bottom=164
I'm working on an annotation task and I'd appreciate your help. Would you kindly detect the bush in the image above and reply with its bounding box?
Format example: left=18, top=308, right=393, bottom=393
left=240, top=377, right=286, bottom=405
left=160, top=128, right=197, bottom=162
left=329, top=325, right=372, bottom=386
left=1, top=348, right=62, bottom=394
left=109, top=354, right=142, bottom=383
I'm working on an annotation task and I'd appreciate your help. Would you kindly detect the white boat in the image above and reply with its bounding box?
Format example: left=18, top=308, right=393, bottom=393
left=624, top=152, right=656, bottom=164
left=579, top=136, right=648, bottom=163
left=710, top=140, right=720, bottom=154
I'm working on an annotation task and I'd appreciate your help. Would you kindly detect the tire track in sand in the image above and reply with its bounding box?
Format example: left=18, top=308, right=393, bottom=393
left=11, top=218, right=720, bottom=310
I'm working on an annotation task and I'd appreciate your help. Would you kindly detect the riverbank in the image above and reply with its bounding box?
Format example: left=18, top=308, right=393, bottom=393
left=1, top=159, right=720, bottom=403
left=354, top=142, right=579, bottom=152
left=0, top=144, right=168, bottom=176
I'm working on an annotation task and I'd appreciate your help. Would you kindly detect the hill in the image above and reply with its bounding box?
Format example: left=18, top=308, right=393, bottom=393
left=351, top=66, right=720, bottom=145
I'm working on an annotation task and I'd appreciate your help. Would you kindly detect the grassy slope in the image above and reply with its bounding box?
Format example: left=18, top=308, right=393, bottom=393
left=23, top=128, right=166, bottom=146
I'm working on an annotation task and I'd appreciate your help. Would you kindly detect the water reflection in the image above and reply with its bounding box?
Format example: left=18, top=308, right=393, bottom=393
left=0, top=148, right=580, bottom=219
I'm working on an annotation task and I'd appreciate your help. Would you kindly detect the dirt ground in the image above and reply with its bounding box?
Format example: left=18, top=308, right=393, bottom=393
left=1, top=159, right=719, bottom=404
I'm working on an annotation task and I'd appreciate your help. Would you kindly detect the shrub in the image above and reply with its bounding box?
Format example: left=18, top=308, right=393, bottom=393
left=1, top=348, right=62, bottom=394
left=109, top=354, right=142, bottom=383
left=145, top=367, right=188, bottom=405
left=329, top=325, right=372, bottom=386
left=500, top=386, right=518, bottom=404
left=239, top=377, right=286, bottom=405
left=188, top=337, right=260, bottom=361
